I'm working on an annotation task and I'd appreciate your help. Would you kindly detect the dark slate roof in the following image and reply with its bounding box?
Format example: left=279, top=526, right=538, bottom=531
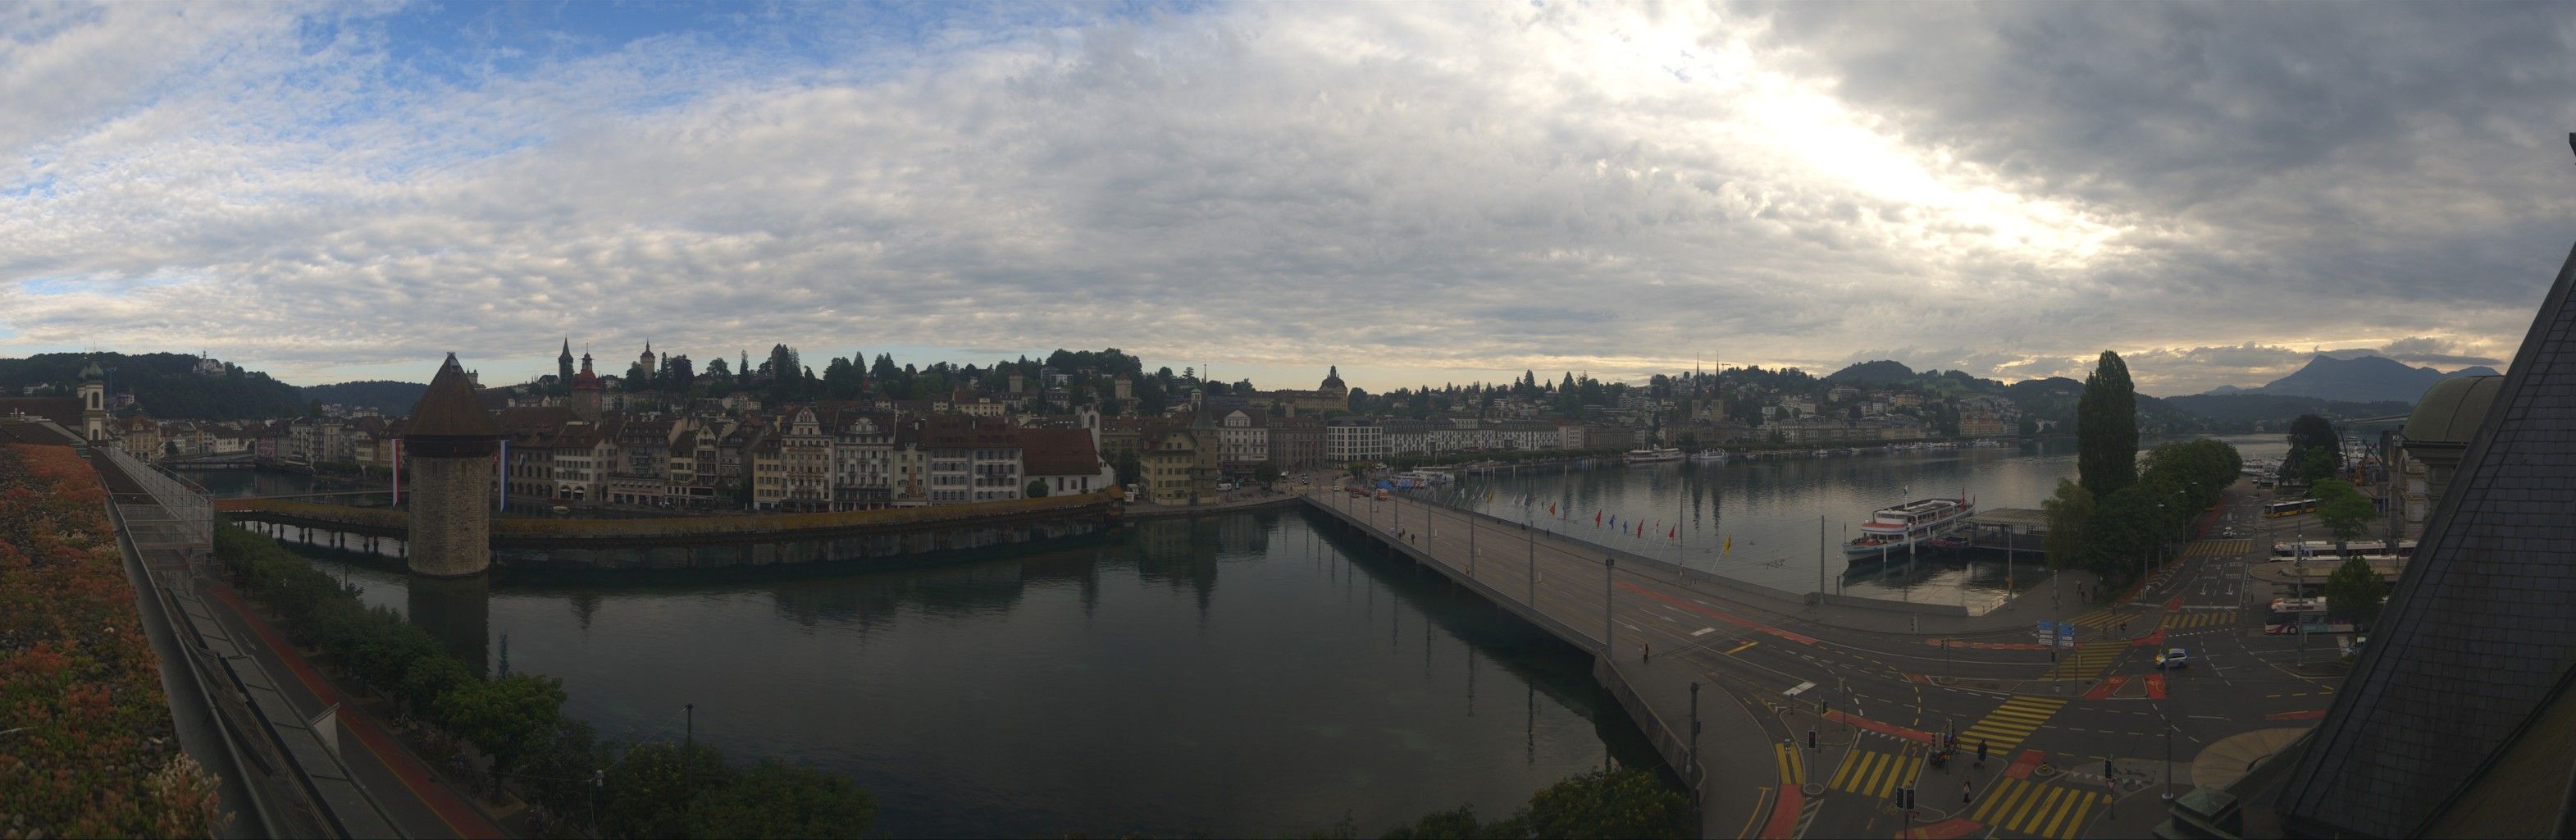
left=2279, top=240, right=2576, bottom=837
left=403, top=354, right=501, bottom=439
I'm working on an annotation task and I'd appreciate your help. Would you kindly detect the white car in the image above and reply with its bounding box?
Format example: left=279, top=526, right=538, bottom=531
left=2155, top=647, right=2191, bottom=669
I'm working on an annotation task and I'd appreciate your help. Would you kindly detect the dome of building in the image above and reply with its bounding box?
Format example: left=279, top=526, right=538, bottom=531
left=78, top=358, right=103, bottom=381
left=2402, top=375, right=2505, bottom=446
left=1320, top=365, right=1345, bottom=391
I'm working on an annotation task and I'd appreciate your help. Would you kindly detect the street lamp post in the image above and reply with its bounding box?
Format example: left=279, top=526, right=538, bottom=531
left=1603, top=555, right=1616, bottom=657
left=1689, top=682, right=1704, bottom=806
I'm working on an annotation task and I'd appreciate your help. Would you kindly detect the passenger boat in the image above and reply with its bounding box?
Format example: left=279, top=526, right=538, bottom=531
left=1689, top=449, right=1730, bottom=463
left=1844, top=496, right=1976, bottom=559
left=1625, top=447, right=1685, bottom=463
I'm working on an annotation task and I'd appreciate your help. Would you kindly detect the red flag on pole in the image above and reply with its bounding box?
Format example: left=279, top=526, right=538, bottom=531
left=1596, top=511, right=1603, bottom=526
left=1668, top=527, right=1676, bottom=539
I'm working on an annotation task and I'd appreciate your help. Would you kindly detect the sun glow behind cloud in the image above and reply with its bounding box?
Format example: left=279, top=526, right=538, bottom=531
left=0, top=2, right=2560, bottom=394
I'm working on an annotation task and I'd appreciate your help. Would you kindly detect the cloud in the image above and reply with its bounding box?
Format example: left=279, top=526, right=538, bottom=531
left=0, top=3, right=2565, bottom=392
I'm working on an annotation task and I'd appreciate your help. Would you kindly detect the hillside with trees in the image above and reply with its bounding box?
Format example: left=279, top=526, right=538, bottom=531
left=301, top=380, right=429, bottom=413
left=0, top=352, right=303, bottom=419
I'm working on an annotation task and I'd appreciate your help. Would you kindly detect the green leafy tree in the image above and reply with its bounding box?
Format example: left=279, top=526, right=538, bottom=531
left=2284, top=414, right=2341, bottom=483
left=2079, top=483, right=2160, bottom=591
left=1253, top=460, right=1282, bottom=487
left=2325, top=555, right=2390, bottom=630
left=1115, top=452, right=1142, bottom=488
left=2041, top=478, right=2093, bottom=571
left=1024, top=478, right=1048, bottom=498
left=2310, top=478, right=2375, bottom=543
left=435, top=673, right=568, bottom=774
left=599, top=742, right=735, bottom=839
left=399, top=655, right=474, bottom=720
left=687, top=759, right=878, bottom=838
left=1520, top=767, right=1692, bottom=839
left=2077, top=351, right=2138, bottom=498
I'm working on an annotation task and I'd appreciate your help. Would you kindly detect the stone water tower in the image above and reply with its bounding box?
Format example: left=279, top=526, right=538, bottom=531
left=400, top=354, right=500, bottom=577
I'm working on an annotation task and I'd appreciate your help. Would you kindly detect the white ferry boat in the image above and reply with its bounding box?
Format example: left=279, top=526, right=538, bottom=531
left=1689, top=449, right=1730, bottom=463
left=1625, top=447, right=1685, bottom=464
left=1844, top=497, right=1977, bottom=559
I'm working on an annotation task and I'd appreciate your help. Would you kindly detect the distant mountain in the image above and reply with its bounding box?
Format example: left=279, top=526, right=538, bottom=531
left=2257, top=354, right=2499, bottom=404
left=2203, top=385, right=2244, bottom=395
left=1825, top=359, right=1917, bottom=385
left=303, top=381, right=427, bottom=413
left=2160, top=393, right=2416, bottom=431
left=0, top=353, right=303, bottom=420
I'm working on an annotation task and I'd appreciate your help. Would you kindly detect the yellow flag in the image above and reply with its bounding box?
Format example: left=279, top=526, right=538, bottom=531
left=1724, top=534, right=1731, bottom=555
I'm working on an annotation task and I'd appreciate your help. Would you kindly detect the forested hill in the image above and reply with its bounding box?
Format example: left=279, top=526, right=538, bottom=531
left=302, top=381, right=427, bottom=414
left=0, top=353, right=303, bottom=419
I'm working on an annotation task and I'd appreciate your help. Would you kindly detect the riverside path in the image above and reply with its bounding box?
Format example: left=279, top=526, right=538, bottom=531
left=1302, top=480, right=2333, bottom=839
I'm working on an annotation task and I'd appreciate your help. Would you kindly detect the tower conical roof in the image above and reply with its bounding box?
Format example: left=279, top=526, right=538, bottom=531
left=79, top=357, right=103, bottom=381
left=403, top=354, right=500, bottom=438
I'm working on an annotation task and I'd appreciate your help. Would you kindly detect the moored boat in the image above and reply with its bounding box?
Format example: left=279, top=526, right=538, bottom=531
left=1844, top=496, right=1976, bottom=559
left=1625, top=447, right=1685, bottom=463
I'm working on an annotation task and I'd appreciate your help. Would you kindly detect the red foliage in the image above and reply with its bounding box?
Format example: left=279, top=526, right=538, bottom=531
left=0, top=445, right=218, bottom=837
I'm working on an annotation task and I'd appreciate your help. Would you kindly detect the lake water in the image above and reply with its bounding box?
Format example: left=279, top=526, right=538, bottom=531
left=1434, top=435, right=2287, bottom=605
left=268, top=512, right=1663, bottom=838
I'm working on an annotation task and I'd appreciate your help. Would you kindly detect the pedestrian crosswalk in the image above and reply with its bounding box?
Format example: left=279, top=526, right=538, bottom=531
left=2186, top=539, right=2252, bottom=557
left=1827, top=748, right=1922, bottom=799
left=2067, top=609, right=2126, bottom=629
left=2045, top=641, right=2126, bottom=680
left=1773, top=742, right=1807, bottom=786
left=2163, top=611, right=2237, bottom=629
left=1968, top=776, right=2109, bottom=839
left=1955, top=696, right=2066, bottom=752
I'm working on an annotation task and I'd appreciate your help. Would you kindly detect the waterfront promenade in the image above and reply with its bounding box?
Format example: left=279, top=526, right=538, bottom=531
left=1303, top=482, right=2336, bottom=839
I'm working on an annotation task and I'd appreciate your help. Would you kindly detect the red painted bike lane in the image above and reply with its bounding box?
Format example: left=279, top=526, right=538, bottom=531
left=207, top=584, right=508, bottom=840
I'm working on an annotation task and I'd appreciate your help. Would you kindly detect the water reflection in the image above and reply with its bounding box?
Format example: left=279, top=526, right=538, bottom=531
left=276, top=510, right=1662, bottom=837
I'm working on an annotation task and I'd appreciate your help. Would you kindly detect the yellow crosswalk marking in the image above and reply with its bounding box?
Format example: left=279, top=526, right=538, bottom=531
left=2068, top=609, right=2125, bottom=628
left=2044, top=641, right=2124, bottom=681
left=2185, top=539, right=2252, bottom=557
left=1969, top=777, right=2108, bottom=839
left=1956, top=696, right=2067, bottom=751
left=1773, top=742, right=1806, bottom=786
left=1829, top=749, right=1919, bottom=799
left=2162, top=612, right=2236, bottom=629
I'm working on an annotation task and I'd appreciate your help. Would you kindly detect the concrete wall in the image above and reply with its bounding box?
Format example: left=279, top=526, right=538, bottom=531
left=490, top=515, right=1112, bottom=572
left=405, top=455, right=491, bottom=577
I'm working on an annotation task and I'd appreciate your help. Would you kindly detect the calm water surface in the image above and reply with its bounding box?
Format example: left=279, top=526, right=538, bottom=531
left=1431, top=435, right=2287, bottom=603
left=271, top=513, right=1662, bottom=838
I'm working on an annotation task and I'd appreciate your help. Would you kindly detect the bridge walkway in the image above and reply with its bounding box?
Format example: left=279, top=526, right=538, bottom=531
left=1304, top=490, right=1804, bottom=840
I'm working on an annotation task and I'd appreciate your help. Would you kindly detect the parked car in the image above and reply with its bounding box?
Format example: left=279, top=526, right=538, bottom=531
left=2155, top=647, right=2190, bottom=669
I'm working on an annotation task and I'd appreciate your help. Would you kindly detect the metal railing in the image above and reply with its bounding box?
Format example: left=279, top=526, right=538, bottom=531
left=101, top=443, right=215, bottom=550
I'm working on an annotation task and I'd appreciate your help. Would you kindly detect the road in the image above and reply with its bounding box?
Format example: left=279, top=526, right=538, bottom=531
left=1307, top=477, right=2345, bottom=839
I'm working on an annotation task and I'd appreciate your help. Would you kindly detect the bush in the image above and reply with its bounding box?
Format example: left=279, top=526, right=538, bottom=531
left=1380, top=767, right=1686, bottom=840
left=0, top=445, right=221, bottom=838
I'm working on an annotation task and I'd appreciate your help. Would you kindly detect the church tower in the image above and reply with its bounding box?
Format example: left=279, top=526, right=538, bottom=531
left=639, top=340, right=657, bottom=383
left=77, top=358, right=107, bottom=442
left=400, top=354, right=501, bottom=577
left=558, top=338, right=576, bottom=386
left=570, top=352, right=604, bottom=422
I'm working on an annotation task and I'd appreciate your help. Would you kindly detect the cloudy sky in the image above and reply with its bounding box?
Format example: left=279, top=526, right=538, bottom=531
left=2, top=2, right=2570, bottom=396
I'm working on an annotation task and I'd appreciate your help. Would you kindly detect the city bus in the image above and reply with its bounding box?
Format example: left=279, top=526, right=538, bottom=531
left=2264, top=498, right=2318, bottom=518
left=2267, top=596, right=2328, bottom=633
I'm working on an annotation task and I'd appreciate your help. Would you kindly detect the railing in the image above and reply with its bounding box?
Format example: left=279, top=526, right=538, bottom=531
left=221, top=487, right=1121, bottom=541
left=101, top=443, right=215, bottom=550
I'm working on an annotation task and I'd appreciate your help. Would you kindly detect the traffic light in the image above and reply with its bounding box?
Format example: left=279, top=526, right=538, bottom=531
left=2105, top=758, right=2116, bottom=778
left=1899, top=787, right=1915, bottom=810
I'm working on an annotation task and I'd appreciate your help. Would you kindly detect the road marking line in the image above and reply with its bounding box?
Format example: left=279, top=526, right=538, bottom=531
left=1724, top=641, right=1758, bottom=655
left=1783, top=681, right=1815, bottom=696
left=1692, top=627, right=1716, bottom=637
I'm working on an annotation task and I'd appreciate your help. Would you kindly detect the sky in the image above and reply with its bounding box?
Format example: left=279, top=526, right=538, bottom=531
left=2, top=2, right=2570, bottom=397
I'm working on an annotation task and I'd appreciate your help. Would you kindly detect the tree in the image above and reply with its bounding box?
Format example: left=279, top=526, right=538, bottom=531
left=1024, top=478, right=1048, bottom=498
left=688, top=759, right=878, bottom=838
left=704, top=356, right=732, bottom=390
left=2041, top=479, right=2093, bottom=571
left=1115, top=452, right=1142, bottom=487
left=2077, top=351, right=2137, bottom=498
left=2311, top=478, right=2375, bottom=544
left=399, top=654, right=474, bottom=720
left=1252, top=460, right=1282, bottom=487
left=435, top=673, right=568, bottom=774
left=1521, top=767, right=1692, bottom=839
left=598, top=741, right=735, bottom=839
left=2080, top=484, right=2159, bottom=591
left=2284, top=414, right=2341, bottom=484
left=2325, top=555, right=2389, bottom=630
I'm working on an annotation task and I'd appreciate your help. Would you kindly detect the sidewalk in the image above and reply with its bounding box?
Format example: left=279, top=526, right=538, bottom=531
left=198, top=582, right=512, bottom=840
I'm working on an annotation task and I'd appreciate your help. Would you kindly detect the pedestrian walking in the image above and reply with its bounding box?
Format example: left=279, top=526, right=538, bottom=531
left=1642, top=641, right=1651, bottom=662
left=1963, top=778, right=1973, bottom=805
left=1977, top=739, right=1989, bottom=767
